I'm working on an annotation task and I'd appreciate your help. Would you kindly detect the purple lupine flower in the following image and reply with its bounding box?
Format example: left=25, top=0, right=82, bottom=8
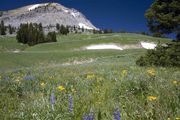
left=88, top=109, right=94, bottom=120
left=82, top=113, right=88, bottom=120
left=68, top=94, right=73, bottom=113
left=50, top=92, right=56, bottom=111
left=50, top=92, right=56, bottom=105
left=113, top=108, right=121, bottom=120
left=24, top=75, right=35, bottom=80
left=3, top=75, right=9, bottom=80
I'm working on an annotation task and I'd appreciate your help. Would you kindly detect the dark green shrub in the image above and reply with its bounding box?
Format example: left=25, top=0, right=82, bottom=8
left=136, top=42, right=180, bottom=67
left=46, top=32, right=57, bottom=42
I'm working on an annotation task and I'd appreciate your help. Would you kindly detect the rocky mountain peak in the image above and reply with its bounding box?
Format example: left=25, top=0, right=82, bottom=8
left=0, top=2, right=98, bottom=30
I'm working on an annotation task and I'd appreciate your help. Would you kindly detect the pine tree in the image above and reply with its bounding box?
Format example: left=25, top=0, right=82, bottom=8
left=0, top=20, right=6, bottom=35
left=59, top=25, right=69, bottom=35
left=0, top=11, right=3, bottom=17
left=56, top=23, right=60, bottom=30
left=145, top=0, right=180, bottom=41
left=46, top=32, right=57, bottom=42
left=8, top=25, right=13, bottom=34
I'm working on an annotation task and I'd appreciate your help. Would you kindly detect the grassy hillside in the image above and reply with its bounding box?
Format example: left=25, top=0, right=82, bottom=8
left=26, top=33, right=170, bottom=51
left=0, top=36, right=27, bottom=52
left=0, top=33, right=179, bottom=120
left=0, top=33, right=170, bottom=70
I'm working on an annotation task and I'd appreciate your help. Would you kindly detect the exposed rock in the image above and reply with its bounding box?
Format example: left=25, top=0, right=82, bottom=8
left=0, top=3, right=97, bottom=31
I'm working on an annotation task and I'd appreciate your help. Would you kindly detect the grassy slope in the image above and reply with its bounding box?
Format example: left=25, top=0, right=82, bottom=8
left=0, top=33, right=170, bottom=70
left=26, top=33, right=170, bottom=51
left=0, top=36, right=27, bottom=52
left=0, top=33, right=179, bottom=119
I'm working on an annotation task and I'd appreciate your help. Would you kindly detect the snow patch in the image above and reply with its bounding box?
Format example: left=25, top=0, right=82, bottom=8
left=79, top=23, right=93, bottom=30
left=71, top=12, right=76, bottom=17
left=71, top=12, right=79, bottom=17
left=140, top=42, right=157, bottom=49
left=86, top=44, right=123, bottom=50
left=13, top=50, right=20, bottom=53
left=63, top=9, right=69, bottom=13
left=28, top=4, right=48, bottom=11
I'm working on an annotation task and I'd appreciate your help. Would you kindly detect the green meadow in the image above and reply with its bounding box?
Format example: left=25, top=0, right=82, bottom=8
left=0, top=33, right=179, bottom=119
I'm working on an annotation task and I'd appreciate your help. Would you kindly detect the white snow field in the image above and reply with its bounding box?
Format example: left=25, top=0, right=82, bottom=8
left=71, top=12, right=79, bottom=17
left=79, top=23, right=93, bottom=30
left=28, top=4, right=48, bottom=11
left=140, top=42, right=157, bottom=49
left=86, top=44, right=123, bottom=50
left=13, top=50, right=20, bottom=53
left=63, top=9, right=69, bottom=13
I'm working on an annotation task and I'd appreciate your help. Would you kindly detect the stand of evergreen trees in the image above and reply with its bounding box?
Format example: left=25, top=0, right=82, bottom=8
left=136, top=42, right=180, bottom=67
left=0, top=20, right=16, bottom=35
left=16, top=23, right=56, bottom=46
left=56, top=24, right=69, bottom=35
left=56, top=23, right=106, bottom=34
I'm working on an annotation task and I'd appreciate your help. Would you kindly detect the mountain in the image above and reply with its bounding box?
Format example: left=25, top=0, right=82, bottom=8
left=0, top=3, right=97, bottom=30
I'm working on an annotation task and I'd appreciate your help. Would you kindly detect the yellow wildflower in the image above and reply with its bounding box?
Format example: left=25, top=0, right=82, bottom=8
left=57, top=85, right=65, bottom=91
left=15, top=79, right=20, bottom=82
left=40, top=82, right=46, bottom=88
left=176, top=117, right=180, bottom=120
left=96, top=101, right=101, bottom=105
left=167, top=118, right=171, bottom=120
left=121, top=70, right=127, bottom=76
left=147, top=68, right=156, bottom=76
left=71, top=88, right=76, bottom=93
left=147, top=96, right=157, bottom=101
left=172, top=80, right=178, bottom=85
left=87, top=74, right=95, bottom=79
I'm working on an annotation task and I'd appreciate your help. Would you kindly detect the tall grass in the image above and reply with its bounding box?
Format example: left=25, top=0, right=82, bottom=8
left=0, top=65, right=179, bottom=119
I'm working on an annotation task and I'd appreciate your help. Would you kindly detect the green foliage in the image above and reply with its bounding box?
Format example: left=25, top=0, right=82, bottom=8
left=152, top=32, right=163, bottom=37
left=0, top=11, right=3, bottom=17
left=59, top=25, right=69, bottom=35
left=0, top=33, right=179, bottom=119
left=145, top=0, right=180, bottom=40
left=56, top=23, right=60, bottom=30
left=136, top=42, right=180, bottom=67
left=8, top=25, right=15, bottom=34
left=93, top=29, right=103, bottom=34
left=103, top=29, right=113, bottom=34
left=0, top=20, right=6, bottom=35
left=0, top=64, right=179, bottom=119
left=16, top=23, right=56, bottom=46
left=46, top=32, right=57, bottom=42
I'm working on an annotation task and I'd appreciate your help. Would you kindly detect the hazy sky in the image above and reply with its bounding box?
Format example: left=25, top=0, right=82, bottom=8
left=0, top=0, right=154, bottom=32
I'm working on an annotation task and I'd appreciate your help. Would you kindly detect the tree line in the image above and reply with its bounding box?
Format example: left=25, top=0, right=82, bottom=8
left=136, top=0, right=180, bottom=67
left=16, top=23, right=56, bottom=46
left=55, top=23, right=114, bottom=35
left=0, top=20, right=16, bottom=35
left=1, top=19, right=114, bottom=36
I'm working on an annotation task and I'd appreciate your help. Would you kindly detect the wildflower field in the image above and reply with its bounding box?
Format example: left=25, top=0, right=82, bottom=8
left=0, top=33, right=179, bottom=120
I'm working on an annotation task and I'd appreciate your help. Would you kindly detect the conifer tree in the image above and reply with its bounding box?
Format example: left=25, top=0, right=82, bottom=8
left=8, top=25, right=13, bottom=34
left=0, top=20, right=6, bottom=35
left=56, top=23, right=60, bottom=30
left=145, top=0, right=180, bottom=41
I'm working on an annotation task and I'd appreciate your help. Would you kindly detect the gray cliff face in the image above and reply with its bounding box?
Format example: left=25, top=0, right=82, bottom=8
left=0, top=3, right=97, bottom=30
